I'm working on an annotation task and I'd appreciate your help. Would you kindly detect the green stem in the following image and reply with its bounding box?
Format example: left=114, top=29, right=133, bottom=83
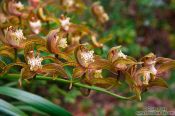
left=1, top=74, right=135, bottom=100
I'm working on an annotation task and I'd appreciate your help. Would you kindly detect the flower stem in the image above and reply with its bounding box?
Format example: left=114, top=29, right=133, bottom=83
left=0, top=74, right=135, bottom=100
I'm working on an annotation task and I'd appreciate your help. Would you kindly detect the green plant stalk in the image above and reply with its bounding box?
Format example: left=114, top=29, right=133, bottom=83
left=0, top=74, right=134, bottom=100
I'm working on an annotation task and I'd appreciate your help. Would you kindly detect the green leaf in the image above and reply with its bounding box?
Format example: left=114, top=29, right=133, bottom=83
left=0, top=99, right=27, bottom=116
left=0, top=87, right=71, bottom=116
left=17, top=105, right=48, bottom=116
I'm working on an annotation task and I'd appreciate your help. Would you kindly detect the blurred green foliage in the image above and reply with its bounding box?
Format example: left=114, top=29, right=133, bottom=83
left=1, top=0, right=175, bottom=115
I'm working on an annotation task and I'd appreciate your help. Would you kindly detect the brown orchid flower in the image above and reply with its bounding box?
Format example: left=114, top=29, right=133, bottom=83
left=60, top=0, right=85, bottom=13
left=87, top=46, right=137, bottom=77
left=91, top=2, right=109, bottom=24
left=0, top=49, right=68, bottom=86
left=6, top=0, right=24, bottom=17
left=26, top=50, right=67, bottom=76
left=46, top=28, right=69, bottom=54
left=72, top=44, right=95, bottom=78
left=59, top=15, right=103, bottom=48
left=73, top=45, right=119, bottom=89
left=0, top=25, right=45, bottom=62
left=46, top=15, right=71, bottom=54
left=47, top=16, right=102, bottom=60
left=124, top=53, right=175, bottom=100
left=29, top=16, right=42, bottom=34
left=28, top=0, right=40, bottom=8
left=138, top=53, right=175, bottom=85
left=107, top=46, right=137, bottom=72
left=3, top=26, right=26, bottom=48
left=59, top=15, right=71, bottom=32
left=27, top=50, right=43, bottom=72
left=0, top=50, right=43, bottom=85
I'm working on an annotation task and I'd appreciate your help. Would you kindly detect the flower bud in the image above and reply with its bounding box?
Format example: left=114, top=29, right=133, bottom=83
left=59, top=15, right=71, bottom=31
left=29, top=18, right=41, bottom=34
left=92, top=2, right=109, bottom=24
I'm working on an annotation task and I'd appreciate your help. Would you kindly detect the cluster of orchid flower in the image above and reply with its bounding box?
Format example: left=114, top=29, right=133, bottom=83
left=0, top=0, right=175, bottom=100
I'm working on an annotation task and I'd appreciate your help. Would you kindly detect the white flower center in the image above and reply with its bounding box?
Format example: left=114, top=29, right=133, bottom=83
left=149, top=65, right=157, bottom=75
left=80, top=50, right=95, bottom=64
left=27, top=56, right=43, bottom=71
left=63, top=0, right=74, bottom=7
left=58, top=37, right=68, bottom=48
left=29, top=20, right=41, bottom=34
left=6, top=27, right=26, bottom=46
left=95, top=69, right=102, bottom=73
left=14, top=29, right=26, bottom=40
left=60, top=17, right=70, bottom=31
left=118, top=50, right=127, bottom=59
left=94, top=70, right=103, bottom=78
left=142, top=65, right=157, bottom=85
left=15, top=2, right=24, bottom=9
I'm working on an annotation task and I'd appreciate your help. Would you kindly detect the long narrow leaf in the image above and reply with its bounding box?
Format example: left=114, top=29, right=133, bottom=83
left=17, top=105, right=48, bottom=116
left=0, top=87, right=71, bottom=116
left=0, top=99, right=27, bottom=116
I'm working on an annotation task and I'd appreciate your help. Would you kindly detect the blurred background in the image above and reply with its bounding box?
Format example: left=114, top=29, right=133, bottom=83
left=1, top=0, right=175, bottom=115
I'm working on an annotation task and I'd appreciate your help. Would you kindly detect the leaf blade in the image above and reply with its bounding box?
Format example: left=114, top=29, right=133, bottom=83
left=0, top=99, right=27, bottom=116
left=0, top=87, right=71, bottom=116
